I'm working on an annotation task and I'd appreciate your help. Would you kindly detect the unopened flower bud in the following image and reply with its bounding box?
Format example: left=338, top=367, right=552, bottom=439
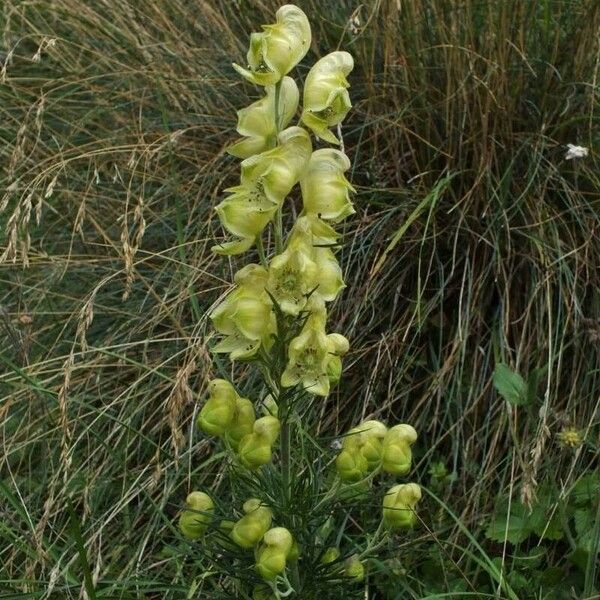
left=335, top=447, right=369, bottom=482
left=320, top=547, right=340, bottom=564
left=197, top=379, right=237, bottom=436
left=381, top=424, right=417, bottom=475
left=256, top=527, right=293, bottom=580
left=344, top=554, right=365, bottom=581
left=178, top=491, right=214, bottom=540
left=230, top=499, right=273, bottom=549
left=225, top=397, right=256, bottom=451
left=382, top=483, right=421, bottom=530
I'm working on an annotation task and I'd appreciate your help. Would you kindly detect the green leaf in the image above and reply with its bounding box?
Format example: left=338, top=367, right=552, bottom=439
left=493, top=363, right=528, bottom=406
left=485, top=512, right=530, bottom=545
left=570, top=474, right=600, bottom=506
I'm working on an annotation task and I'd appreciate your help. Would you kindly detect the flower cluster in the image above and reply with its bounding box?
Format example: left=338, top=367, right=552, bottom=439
left=177, top=5, right=423, bottom=595
left=197, top=379, right=280, bottom=469
left=335, top=420, right=422, bottom=529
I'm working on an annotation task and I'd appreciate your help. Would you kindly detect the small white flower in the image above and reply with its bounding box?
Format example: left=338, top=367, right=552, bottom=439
left=565, top=144, right=588, bottom=160
left=330, top=439, right=343, bottom=451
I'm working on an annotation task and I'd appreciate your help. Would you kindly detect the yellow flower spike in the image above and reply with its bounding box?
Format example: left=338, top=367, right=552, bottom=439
left=196, top=379, right=238, bottom=436
left=233, top=5, right=311, bottom=86
left=382, top=483, right=422, bottom=530
left=381, top=424, right=418, bottom=475
left=178, top=491, right=214, bottom=540
left=237, top=416, right=281, bottom=470
left=344, top=554, right=365, bottom=581
left=320, top=547, right=341, bottom=565
left=301, top=51, right=354, bottom=144
left=225, top=397, right=256, bottom=451
left=256, top=527, right=294, bottom=580
left=210, top=264, right=275, bottom=360
left=229, top=77, right=299, bottom=159
left=212, top=127, right=312, bottom=255
left=230, top=499, right=273, bottom=549
left=301, top=149, right=356, bottom=222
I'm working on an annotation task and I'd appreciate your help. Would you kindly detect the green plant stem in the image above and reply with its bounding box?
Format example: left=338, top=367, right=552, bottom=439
left=273, top=79, right=284, bottom=254
left=256, top=235, right=267, bottom=267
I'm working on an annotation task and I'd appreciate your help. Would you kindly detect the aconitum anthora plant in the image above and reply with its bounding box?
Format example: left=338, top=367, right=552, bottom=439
left=177, top=6, right=422, bottom=598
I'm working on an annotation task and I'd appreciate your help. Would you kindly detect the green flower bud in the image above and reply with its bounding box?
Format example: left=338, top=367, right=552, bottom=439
left=253, top=415, right=281, bottom=444
left=344, top=554, right=365, bottom=581
left=197, top=379, right=237, bottom=436
left=238, top=416, right=280, bottom=469
left=178, top=491, right=214, bottom=540
left=231, top=499, right=273, bottom=549
left=355, top=420, right=387, bottom=470
left=381, top=424, right=418, bottom=475
left=382, top=483, right=422, bottom=530
left=233, top=5, right=311, bottom=86
left=238, top=434, right=272, bottom=470
left=256, top=527, right=293, bottom=580
left=301, top=52, right=354, bottom=144
left=225, top=397, right=256, bottom=451
left=335, top=446, right=369, bottom=482
left=320, top=547, right=340, bottom=564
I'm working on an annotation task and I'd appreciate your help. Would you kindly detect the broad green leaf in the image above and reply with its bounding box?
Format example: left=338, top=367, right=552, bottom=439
left=493, top=363, right=528, bottom=406
left=485, top=512, right=530, bottom=544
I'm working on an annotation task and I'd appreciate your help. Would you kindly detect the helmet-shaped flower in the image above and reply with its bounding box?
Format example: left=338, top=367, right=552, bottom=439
left=225, top=397, right=256, bottom=451
left=238, top=415, right=281, bottom=470
left=301, top=149, right=355, bottom=222
left=178, top=491, right=214, bottom=540
left=344, top=554, right=365, bottom=581
left=230, top=498, right=273, bottom=549
left=256, top=527, right=294, bottom=580
left=197, top=379, right=238, bottom=436
left=228, top=77, right=299, bottom=159
left=382, top=483, right=422, bottom=529
left=233, top=5, right=311, bottom=86
left=210, top=264, right=274, bottom=360
left=301, top=51, right=354, bottom=144
left=213, top=127, right=312, bottom=255
left=381, top=424, right=418, bottom=475
left=281, top=301, right=349, bottom=397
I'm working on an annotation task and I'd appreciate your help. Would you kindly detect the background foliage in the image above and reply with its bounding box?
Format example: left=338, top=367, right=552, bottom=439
left=1, top=0, right=599, bottom=598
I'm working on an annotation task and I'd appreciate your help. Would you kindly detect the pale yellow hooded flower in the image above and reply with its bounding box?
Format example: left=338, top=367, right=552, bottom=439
left=228, top=77, right=299, bottom=159
left=301, top=148, right=355, bottom=222
left=301, top=51, right=354, bottom=143
left=213, top=127, right=312, bottom=255
left=233, top=5, right=311, bottom=86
